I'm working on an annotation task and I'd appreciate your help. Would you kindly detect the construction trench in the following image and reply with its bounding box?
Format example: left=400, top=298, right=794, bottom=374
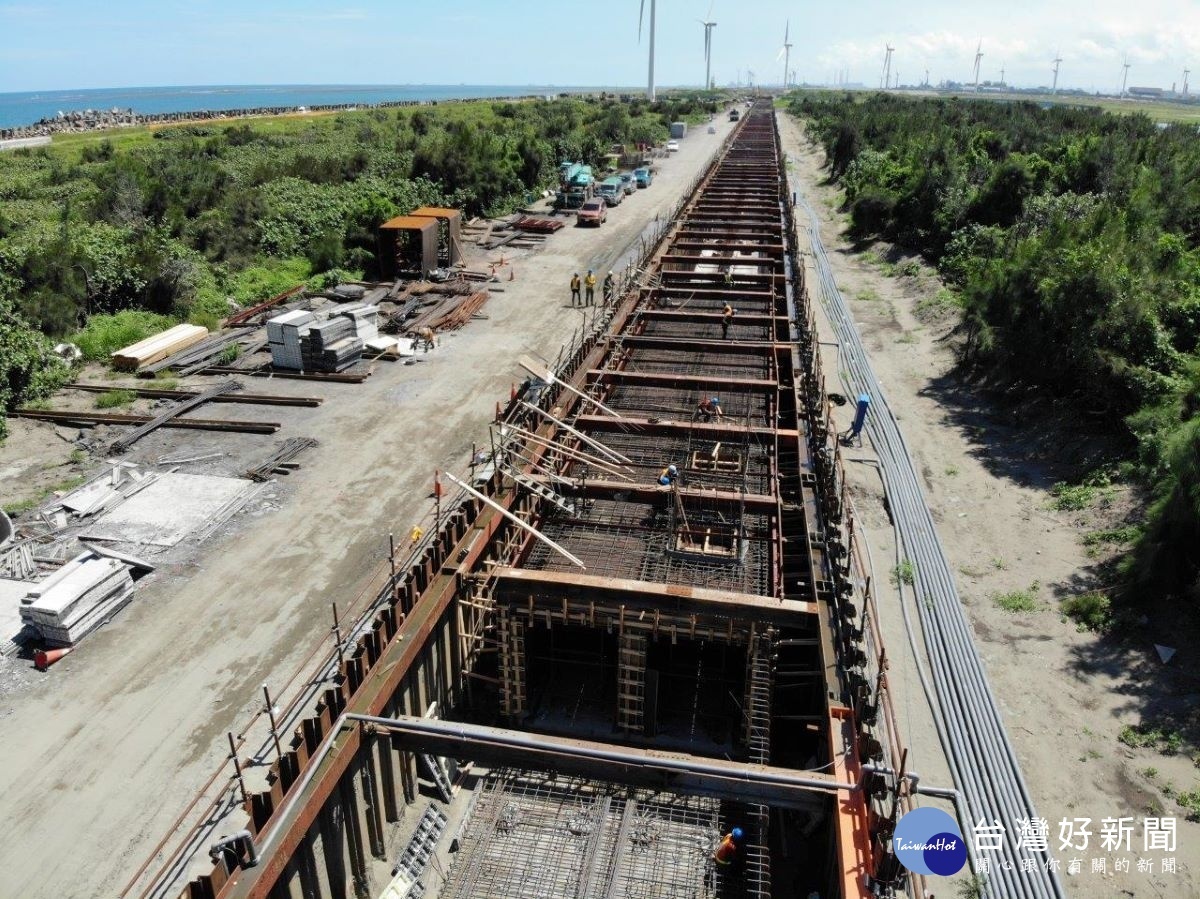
left=145, top=104, right=921, bottom=899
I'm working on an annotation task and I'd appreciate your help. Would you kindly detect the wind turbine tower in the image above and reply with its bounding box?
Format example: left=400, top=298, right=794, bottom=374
left=778, top=20, right=793, bottom=90
left=1000, top=65, right=1005, bottom=86
left=972, top=40, right=984, bottom=92
left=1182, top=68, right=1190, bottom=98
left=1120, top=55, right=1130, bottom=98
left=698, top=3, right=717, bottom=91
left=881, top=45, right=894, bottom=89
left=638, top=0, right=657, bottom=101
left=1052, top=50, right=1063, bottom=94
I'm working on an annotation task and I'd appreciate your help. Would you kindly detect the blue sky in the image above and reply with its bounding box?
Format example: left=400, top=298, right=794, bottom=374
left=1, top=0, right=1197, bottom=94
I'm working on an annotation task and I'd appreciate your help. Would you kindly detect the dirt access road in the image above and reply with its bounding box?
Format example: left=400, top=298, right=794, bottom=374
left=0, top=114, right=737, bottom=899
left=780, top=111, right=1199, bottom=896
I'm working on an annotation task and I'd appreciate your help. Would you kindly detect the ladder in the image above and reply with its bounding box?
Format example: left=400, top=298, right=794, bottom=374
left=617, top=633, right=647, bottom=734
left=743, top=627, right=775, bottom=898
left=498, top=610, right=527, bottom=718
left=391, top=803, right=448, bottom=897
left=418, top=753, right=453, bottom=803
left=497, top=459, right=576, bottom=516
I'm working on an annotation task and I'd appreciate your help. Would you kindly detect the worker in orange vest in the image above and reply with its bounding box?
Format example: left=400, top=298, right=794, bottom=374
left=713, top=827, right=744, bottom=868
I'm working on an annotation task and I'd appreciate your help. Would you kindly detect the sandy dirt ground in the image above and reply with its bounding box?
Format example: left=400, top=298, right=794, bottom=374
left=779, top=111, right=1199, bottom=897
left=0, top=114, right=737, bottom=899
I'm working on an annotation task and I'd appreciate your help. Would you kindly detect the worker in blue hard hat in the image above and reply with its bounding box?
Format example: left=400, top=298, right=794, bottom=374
left=658, top=463, right=679, bottom=487
left=696, top=396, right=723, bottom=422
left=713, top=826, right=745, bottom=867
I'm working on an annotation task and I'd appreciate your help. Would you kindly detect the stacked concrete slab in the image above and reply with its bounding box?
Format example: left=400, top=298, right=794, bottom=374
left=20, top=551, right=134, bottom=646
left=302, top=317, right=363, bottom=372
left=337, top=304, right=379, bottom=342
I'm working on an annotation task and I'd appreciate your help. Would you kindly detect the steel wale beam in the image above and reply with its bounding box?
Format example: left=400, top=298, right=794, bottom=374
left=350, top=714, right=849, bottom=809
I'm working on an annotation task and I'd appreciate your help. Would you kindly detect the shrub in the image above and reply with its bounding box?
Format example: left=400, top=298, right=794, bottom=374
left=1060, top=591, right=1113, bottom=631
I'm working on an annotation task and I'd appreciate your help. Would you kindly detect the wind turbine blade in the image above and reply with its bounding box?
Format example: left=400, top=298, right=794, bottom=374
left=707, top=0, right=714, bottom=20
left=777, top=47, right=786, bottom=62
left=638, top=0, right=645, bottom=42
left=785, top=19, right=789, bottom=43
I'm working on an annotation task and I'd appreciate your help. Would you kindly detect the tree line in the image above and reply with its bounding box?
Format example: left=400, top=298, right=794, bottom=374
left=791, top=92, right=1200, bottom=605
left=0, top=94, right=718, bottom=436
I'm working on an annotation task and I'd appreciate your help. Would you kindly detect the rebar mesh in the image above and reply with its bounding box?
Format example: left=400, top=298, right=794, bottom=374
left=597, top=383, right=771, bottom=423
left=438, top=770, right=732, bottom=899
left=615, top=348, right=771, bottom=379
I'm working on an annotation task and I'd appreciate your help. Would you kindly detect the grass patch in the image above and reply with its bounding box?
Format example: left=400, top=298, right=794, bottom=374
left=70, top=310, right=178, bottom=362
left=1049, top=481, right=1097, bottom=511
left=915, top=287, right=963, bottom=318
left=1141, top=767, right=1158, bottom=779
left=896, top=259, right=921, bottom=277
left=956, top=875, right=987, bottom=899
left=861, top=250, right=882, bottom=265
left=1176, top=788, right=1200, bottom=822
left=855, top=287, right=880, bottom=303
left=1060, top=591, right=1113, bottom=632
left=944, top=464, right=960, bottom=476
left=94, top=388, right=137, bottom=409
left=1082, top=525, right=1142, bottom=547
left=3, top=498, right=38, bottom=516
left=991, top=557, right=1007, bottom=570
left=152, top=373, right=179, bottom=390
left=896, top=330, right=918, bottom=344
left=68, top=448, right=86, bottom=464
left=219, top=344, right=241, bottom=364
left=1119, top=723, right=1184, bottom=755
left=993, top=584, right=1040, bottom=613
left=892, top=560, right=916, bottom=586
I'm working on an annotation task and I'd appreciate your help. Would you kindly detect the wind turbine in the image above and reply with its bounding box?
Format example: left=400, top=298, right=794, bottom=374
left=1120, top=55, right=1130, bottom=98
left=777, top=20, right=793, bottom=89
left=881, top=45, right=894, bottom=89
left=1183, top=68, right=1191, bottom=98
left=972, top=40, right=984, bottom=92
left=1051, top=50, right=1062, bottom=94
left=1000, top=65, right=1005, bottom=86
left=638, top=0, right=657, bottom=101
left=698, top=3, right=717, bottom=90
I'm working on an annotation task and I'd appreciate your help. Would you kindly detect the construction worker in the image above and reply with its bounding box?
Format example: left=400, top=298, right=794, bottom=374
left=696, top=396, right=723, bottom=422
left=657, top=464, right=679, bottom=487
left=722, top=302, right=735, bottom=338
left=713, top=827, right=744, bottom=869
left=723, top=268, right=734, bottom=288
left=570, top=272, right=582, bottom=306
left=603, top=271, right=616, bottom=302
left=585, top=269, right=597, bottom=306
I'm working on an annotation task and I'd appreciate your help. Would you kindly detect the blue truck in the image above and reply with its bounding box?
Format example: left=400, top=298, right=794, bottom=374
left=633, top=167, right=653, bottom=188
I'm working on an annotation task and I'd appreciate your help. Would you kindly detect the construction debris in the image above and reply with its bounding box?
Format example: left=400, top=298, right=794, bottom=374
left=246, top=438, right=318, bottom=482
left=514, top=215, right=565, bottom=233
left=20, top=550, right=134, bottom=647
left=111, top=324, right=209, bottom=371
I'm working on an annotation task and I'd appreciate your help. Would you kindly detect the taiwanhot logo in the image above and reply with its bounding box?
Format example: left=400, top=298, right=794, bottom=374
left=892, top=807, right=968, bottom=876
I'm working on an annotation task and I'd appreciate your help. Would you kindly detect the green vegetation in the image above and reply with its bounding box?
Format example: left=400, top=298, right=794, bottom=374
left=0, top=95, right=717, bottom=429
left=993, top=586, right=1040, bottom=613
left=792, top=92, right=1200, bottom=604
left=1060, top=590, right=1114, bottom=631
left=94, top=388, right=137, bottom=409
left=1049, top=482, right=1098, bottom=511
left=956, top=875, right=988, bottom=899
left=70, top=309, right=177, bottom=361
left=1119, top=722, right=1184, bottom=754
left=1082, top=525, right=1143, bottom=547
left=1176, top=788, right=1200, bottom=821
left=892, top=560, right=916, bottom=586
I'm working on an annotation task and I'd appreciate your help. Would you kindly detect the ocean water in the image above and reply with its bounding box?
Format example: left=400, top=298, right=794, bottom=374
left=0, top=84, right=620, bottom=130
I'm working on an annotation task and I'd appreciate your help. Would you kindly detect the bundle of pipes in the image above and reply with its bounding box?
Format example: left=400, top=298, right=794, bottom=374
left=405, top=291, right=490, bottom=334
left=20, top=551, right=134, bottom=647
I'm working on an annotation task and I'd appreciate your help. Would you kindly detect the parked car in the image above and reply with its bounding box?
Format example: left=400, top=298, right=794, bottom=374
left=618, top=172, right=637, bottom=195
left=577, top=197, right=608, bottom=226
left=597, top=176, right=624, bottom=206
left=666, top=140, right=680, bottom=152
left=633, top=167, right=653, bottom=188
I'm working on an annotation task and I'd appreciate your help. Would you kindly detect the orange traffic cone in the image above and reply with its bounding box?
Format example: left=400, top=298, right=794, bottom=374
left=35, top=647, right=73, bottom=670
